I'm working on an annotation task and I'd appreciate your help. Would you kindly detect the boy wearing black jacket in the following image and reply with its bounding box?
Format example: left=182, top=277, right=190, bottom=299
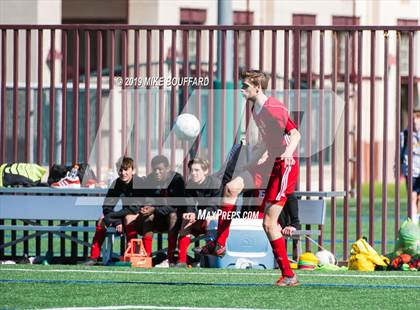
left=138, top=155, right=186, bottom=265
left=176, top=158, right=221, bottom=267
left=83, top=157, right=144, bottom=265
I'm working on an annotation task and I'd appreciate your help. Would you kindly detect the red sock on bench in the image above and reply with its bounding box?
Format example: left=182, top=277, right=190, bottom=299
left=177, top=235, right=191, bottom=264
left=90, top=225, right=106, bottom=259
left=215, top=203, right=236, bottom=247
left=270, top=237, right=294, bottom=277
left=124, top=222, right=138, bottom=244
left=142, top=235, right=153, bottom=257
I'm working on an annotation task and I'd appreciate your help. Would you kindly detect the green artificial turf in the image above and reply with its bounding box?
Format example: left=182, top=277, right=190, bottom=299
left=1, top=265, right=419, bottom=309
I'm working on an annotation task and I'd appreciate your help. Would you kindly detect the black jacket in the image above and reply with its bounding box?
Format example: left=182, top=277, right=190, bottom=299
left=102, top=175, right=145, bottom=226
left=143, top=171, right=186, bottom=216
left=185, top=175, right=222, bottom=215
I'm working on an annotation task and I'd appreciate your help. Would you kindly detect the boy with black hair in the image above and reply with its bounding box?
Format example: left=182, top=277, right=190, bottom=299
left=138, top=155, right=186, bottom=266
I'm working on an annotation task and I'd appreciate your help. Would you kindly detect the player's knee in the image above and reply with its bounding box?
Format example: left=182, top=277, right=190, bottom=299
left=224, top=183, right=241, bottom=198
left=262, top=219, right=276, bottom=234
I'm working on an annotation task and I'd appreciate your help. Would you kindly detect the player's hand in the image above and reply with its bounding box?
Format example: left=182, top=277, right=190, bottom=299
left=281, top=226, right=296, bottom=237
left=140, top=206, right=155, bottom=216
left=280, top=151, right=296, bottom=166
left=183, top=212, right=197, bottom=229
left=257, top=151, right=269, bottom=165
left=116, top=224, right=123, bottom=234
left=183, top=212, right=196, bottom=221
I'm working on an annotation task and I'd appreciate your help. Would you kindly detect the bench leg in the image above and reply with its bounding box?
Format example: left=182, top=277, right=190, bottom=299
left=102, top=234, right=114, bottom=265
left=295, top=238, right=302, bottom=260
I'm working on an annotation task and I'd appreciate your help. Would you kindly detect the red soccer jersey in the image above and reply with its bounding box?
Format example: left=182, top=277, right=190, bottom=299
left=252, top=96, right=297, bottom=158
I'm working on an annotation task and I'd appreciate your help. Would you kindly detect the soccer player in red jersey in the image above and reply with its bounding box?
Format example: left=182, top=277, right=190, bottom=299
left=202, top=70, right=301, bottom=286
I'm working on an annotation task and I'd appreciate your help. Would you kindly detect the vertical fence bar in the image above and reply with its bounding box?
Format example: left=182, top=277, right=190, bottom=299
left=170, top=30, right=177, bottom=169
left=25, top=30, right=31, bottom=162
left=331, top=31, right=338, bottom=256
left=221, top=30, right=226, bottom=163
left=356, top=30, right=363, bottom=238
left=318, top=30, right=325, bottom=251
left=208, top=30, right=214, bottom=173
left=48, top=29, right=56, bottom=252
left=182, top=29, right=189, bottom=178
left=24, top=30, right=31, bottom=254
left=259, top=30, right=264, bottom=70
left=395, top=32, right=401, bottom=238
left=84, top=31, right=90, bottom=163
left=72, top=29, right=80, bottom=165
left=319, top=30, right=324, bottom=192
left=283, top=30, right=289, bottom=106
left=407, top=31, right=414, bottom=219
left=83, top=30, right=90, bottom=257
left=195, top=30, right=202, bottom=155
left=0, top=30, right=6, bottom=164
left=381, top=30, right=389, bottom=254
left=49, top=29, right=56, bottom=167
left=71, top=28, right=80, bottom=259
left=271, top=30, right=277, bottom=94
left=61, top=30, right=68, bottom=165
left=61, top=30, right=68, bottom=257
left=233, top=30, right=238, bottom=142
left=96, top=30, right=103, bottom=180
left=121, top=30, right=128, bottom=156
left=134, top=30, right=139, bottom=164
left=305, top=30, right=313, bottom=252
left=245, top=30, right=251, bottom=129
left=13, top=29, right=19, bottom=162
left=343, top=31, right=350, bottom=259
left=294, top=30, right=301, bottom=189
left=146, top=29, right=152, bottom=174
left=158, top=30, right=164, bottom=155
left=109, top=30, right=115, bottom=169
left=37, top=29, right=43, bottom=164
left=369, top=30, right=376, bottom=245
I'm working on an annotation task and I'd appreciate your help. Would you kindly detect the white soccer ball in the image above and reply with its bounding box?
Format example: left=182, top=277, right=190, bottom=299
left=174, top=113, right=201, bottom=141
left=315, top=250, right=336, bottom=265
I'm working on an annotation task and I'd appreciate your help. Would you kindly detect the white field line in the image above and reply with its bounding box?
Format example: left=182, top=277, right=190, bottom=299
left=0, top=268, right=419, bottom=279
left=38, top=306, right=270, bottom=310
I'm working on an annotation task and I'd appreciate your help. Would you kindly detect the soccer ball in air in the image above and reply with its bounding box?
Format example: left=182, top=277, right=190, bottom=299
left=174, top=113, right=201, bottom=141
left=315, top=250, right=336, bottom=265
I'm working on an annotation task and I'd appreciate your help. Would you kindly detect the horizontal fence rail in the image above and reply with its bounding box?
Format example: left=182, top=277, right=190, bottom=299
left=0, top=25, right=419, bottom=261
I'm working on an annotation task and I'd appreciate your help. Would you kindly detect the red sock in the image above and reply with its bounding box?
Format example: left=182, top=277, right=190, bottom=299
left=177, top=235, right=191, bottom=264
left=90, top=225, right=106, bottom=259
left=167, top=232, right=178, bottom=263
left=142, top=235, right=153, bottom=257
left=215, top=203, right=236, bottom=247
left=270, top=237, right=294, bottom=277
left=124, top=222, right=138, bottom=244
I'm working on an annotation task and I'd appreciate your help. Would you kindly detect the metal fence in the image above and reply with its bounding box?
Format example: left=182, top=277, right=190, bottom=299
left=1, top=24, right=420, bottom=260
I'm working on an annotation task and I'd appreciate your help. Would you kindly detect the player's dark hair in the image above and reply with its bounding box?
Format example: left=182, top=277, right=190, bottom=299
left=151, top=155, right=170, bottom=168
left=116, top=156, right=134, bottom=170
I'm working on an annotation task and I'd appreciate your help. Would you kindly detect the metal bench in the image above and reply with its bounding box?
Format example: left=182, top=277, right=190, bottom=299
left=0, top=187, right=120, bottom=264
left=290, top=191, right=345, bottom=259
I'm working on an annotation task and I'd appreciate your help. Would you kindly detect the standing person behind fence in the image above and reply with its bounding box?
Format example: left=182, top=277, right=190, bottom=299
left=82, top=157, right=144, bottom=265
left=400, top=109, right=420, bottom=225
left=201, top=70, right=301, bottom=286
